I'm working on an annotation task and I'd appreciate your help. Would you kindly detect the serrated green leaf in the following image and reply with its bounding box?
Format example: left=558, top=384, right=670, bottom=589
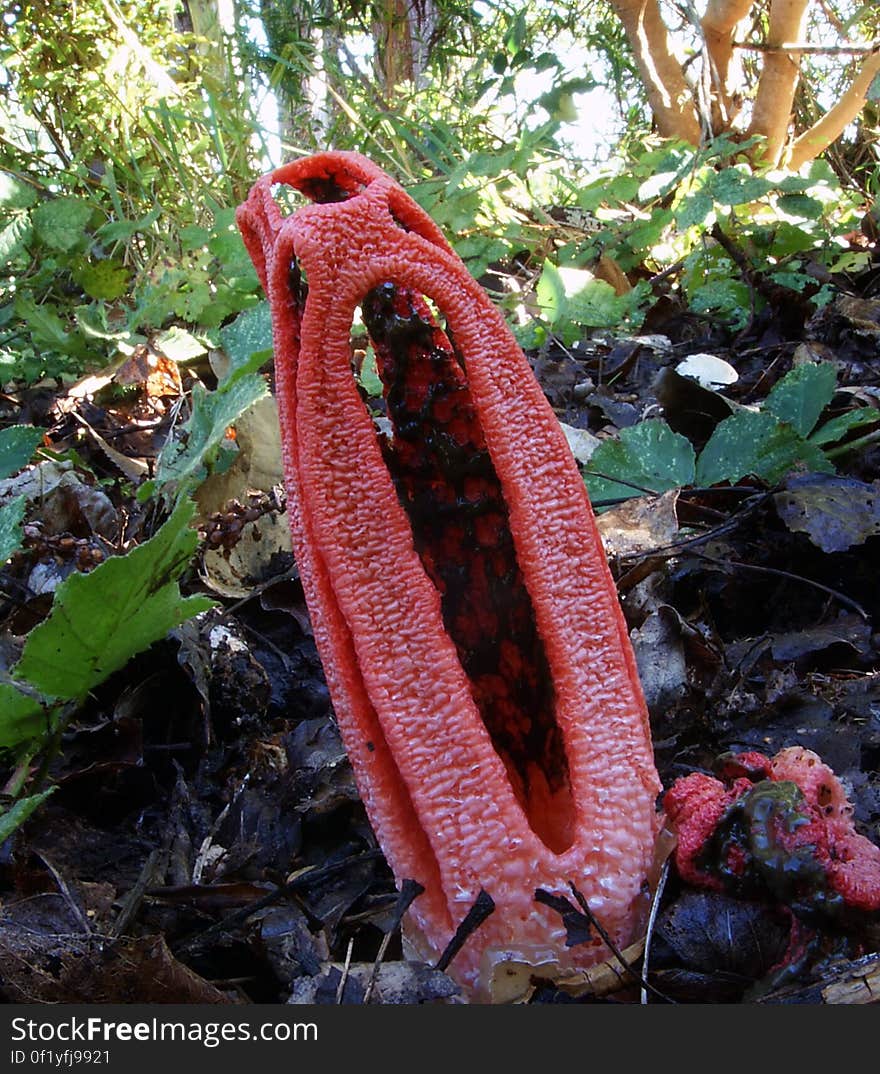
left=695, top=410, right=834, bottom=486
left=675, top=191, right=714, bottom=231
left=0, top=496, right=27, bottom=564
left=689, top=278, right=750, bottom=317
left=178, top=223, right=211, bottom=249
left=764, top=362, right=837, bottom=437
left=170, top=282, right=212, bottom=322
left=764, top=221, right=817, bottom=258
left=0, top=424, right=44, bottom=479
left=536, top=263, right=626, bottom=335
left=584, top=419, right=696, bottom=505
left=0, top=787, right=57, bottom=842
left=208, top=223, right=250, bottom=265
left=0, top=681, right=49, bottom=750
left=13, top=499, right=214, bottom=700
left=218, top=301, right=272, bottom=386
left=153, top=373, right=268, bottom=498
left=566, top=278, right=627, bottom=329
left=32, top=196, right=92, bottom=252
left=768, top=270, right=811, bottom=292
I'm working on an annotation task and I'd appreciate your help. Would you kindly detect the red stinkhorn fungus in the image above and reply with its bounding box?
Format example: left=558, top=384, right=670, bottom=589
left=665, top=747, right=880, bottom=917
left=236, top=151, right=661, bottom=996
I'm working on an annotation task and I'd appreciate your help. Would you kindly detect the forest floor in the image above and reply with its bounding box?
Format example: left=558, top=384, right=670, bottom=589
left=1, top=240, right=879, bottom=1006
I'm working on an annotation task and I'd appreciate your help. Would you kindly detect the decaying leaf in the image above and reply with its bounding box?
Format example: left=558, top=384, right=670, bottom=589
left=631, top=605, right=689, bottom=712
left=0, top=460, right=117, bottom=538
left=596, top=487, right=680, bottom=557
left=775, top=473, right=880, bottom=552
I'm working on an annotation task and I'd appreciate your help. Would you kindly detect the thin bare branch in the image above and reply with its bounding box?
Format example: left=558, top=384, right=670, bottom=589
left=735, top=40, right=880, bottom=54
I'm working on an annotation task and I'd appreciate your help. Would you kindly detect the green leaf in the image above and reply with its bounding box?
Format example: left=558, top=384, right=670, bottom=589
left=218, top=301, right=273, bottom=386
left=809, top=407, right=880, bottom=447
left=155, top=326, right=206, bottom=364
left=776, top=193, right=824, bottom=220
left=689, top=279, right=751, bottom=329
left=566, top=279, right=627, bottom=329
left=536, top=263, right=627, bottom=337
left=0, top=424, right=44, bottom=478
left=13, top=295, right=82, bottom=355
left=70, top=258, right=130, bottom=301
left=0, top=681, right=49, bottom=750
left=0, top=787, right=57, bottom=843
left=358, top=346, right=383, bottom=397
left=32, top=196, right=92, bottom=252
left=97, top=204, right=161, bottom=244
left=764, top=362, right=837, bottom=437
left=675, top=191, right=714, bottom=231
left=535, top=261, right=567, bottom=325
left=762, top=221, right=817, bottom=258
left=13, top=499, right=214, bottom=701
left=0, top=214, right=33, bottom=264
left=695, top=410, right=834, bottom=486
left=151, top=373, right=268, bottom=499
left=0, top=173, right=38, bottom=211
left=584, top=419, right=696, bottom=504
left=0, top=496, right=27, bottom=564
left=709, top=168, right=772, bottom=206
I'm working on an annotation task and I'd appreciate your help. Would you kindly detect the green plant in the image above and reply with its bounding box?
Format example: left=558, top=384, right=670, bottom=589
left=540, top=138, right=866, bottom=339
left=585, top=361, right=880, bottom=504
left=0, top=424, right=45, bottom=563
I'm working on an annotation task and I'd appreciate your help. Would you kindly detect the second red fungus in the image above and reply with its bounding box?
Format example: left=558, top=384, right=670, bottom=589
left=665, top=746, right=880, bottom=916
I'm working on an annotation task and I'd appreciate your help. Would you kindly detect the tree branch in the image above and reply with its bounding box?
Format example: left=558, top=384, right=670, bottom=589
left=701, top=0, right=754, bottom=130
left=735, top=40, right=880, bottom=55
left=747, top=0, right=811, bottom=166
left=786, top=49, right=880, bottom=169
left=608, top=0, right=701, bottom=143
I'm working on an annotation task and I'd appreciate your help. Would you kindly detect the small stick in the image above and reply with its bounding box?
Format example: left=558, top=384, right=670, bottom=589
left=435, top=889, right=495, bottom=973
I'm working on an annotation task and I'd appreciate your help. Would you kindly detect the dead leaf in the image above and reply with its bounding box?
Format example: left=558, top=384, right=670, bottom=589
left=775, top=473, right=880, bottom=553
left=631, top=605, right=689, bottom=711
left=597, top=488, right=680, bottom=557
